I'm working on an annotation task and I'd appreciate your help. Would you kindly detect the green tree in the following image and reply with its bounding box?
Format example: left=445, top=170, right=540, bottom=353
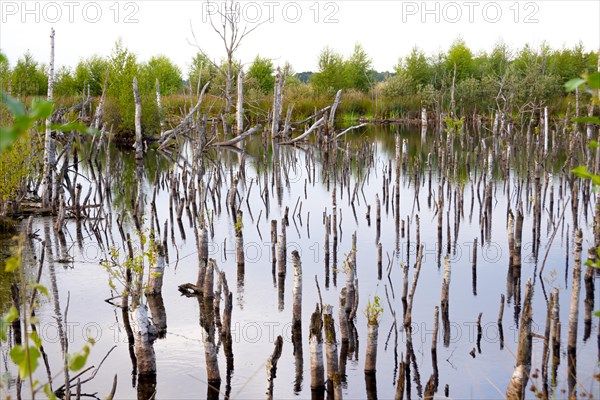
left=106, top=39, right=140, bottom=135
left=396, top=46, right=432, bottom=91
left=445, top=38, right=474, bottom=82
left=246, top=55, right=274, bottom=94
left=0, top=52, right=9, bottom=92
left=11, top=52, right=47, bottom=97
left=141, top=55, right=183, bottom=95
left=345, top=43, right=372, bottom=92
left=188, top=52, right=218, bottom=94
left=311, top=46, right=348, bottom=94
left=54, top=66, right=78, bottom=97
left=73, top=55, right=109, bottom=96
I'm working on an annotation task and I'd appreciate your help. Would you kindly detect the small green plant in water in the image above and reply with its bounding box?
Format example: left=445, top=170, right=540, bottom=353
left=444, top=115, right=464, bottom=136
left=364, top=296, right=384, bottom=325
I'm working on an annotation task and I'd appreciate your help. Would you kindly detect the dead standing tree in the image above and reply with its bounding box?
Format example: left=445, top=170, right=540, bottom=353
left=42, top=28, right=56, bottom=208
left=188, top=0, right=266, bottom=135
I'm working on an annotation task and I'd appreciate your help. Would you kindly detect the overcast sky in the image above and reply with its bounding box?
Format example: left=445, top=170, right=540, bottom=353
left=1, top=0, right=599, bottom=74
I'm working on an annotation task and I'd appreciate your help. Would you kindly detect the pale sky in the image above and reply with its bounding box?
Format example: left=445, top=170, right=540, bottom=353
left=1, top=0, right=599, bottom=74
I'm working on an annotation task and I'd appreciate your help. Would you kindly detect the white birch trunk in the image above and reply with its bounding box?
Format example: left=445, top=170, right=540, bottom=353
left=92, top=69, right=109, bottom=130
left=544, top=106, right=549, bottom=155
left=236, top=70, right=244, bottom=134
left=271, top=67, right=282, bottom=138
left=42, top=28, right=56, bottom=208
left=156, top=78, right=165, bottom=136
left=131, top=305, right=157, bottom=375
left=133, top=77, right=143, bottom=158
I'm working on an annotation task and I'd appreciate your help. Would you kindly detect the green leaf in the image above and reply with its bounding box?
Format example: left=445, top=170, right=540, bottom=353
left=572, top=166, right=593, bottom=180
left=588, top=72, right=600, bottom=90
left=573, top=116, right=600, bottom=125
left=33, top=284, right=49, bottom=297
left=28, top=99, right=54, bottom=120
left=565, top=78, right=585, bottom=92
left=0, top=307, right=17, bottom=341
left=44, top=383, right=58, bottom=400
left=10, top=345, right=41, bottom=379
left=1, top=92, right=26, bottom=116
left=0, top=128, right=20, bottom=152
left=29, top=331, right=42, bottom=348
left=68, top=345, right=90, bottom=371
left=50, top=121, right=87, bottom=133
left=587, top=141, right=599, bottom=149
left=5, top=306, right=19, bottom=323
left=4, top=256, right=20, bottom=272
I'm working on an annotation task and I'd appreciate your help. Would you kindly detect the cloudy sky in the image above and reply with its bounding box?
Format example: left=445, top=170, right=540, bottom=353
left=1, top=0, right=599, bottom=74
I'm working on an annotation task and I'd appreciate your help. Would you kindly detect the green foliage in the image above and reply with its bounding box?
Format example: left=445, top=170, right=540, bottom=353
left=445, top=38, right=474, bottom=82
left=311, top=44, right=374, bottom=94
left=345, top=43, right=373, bottom=92
left=444, top=116, right=465, bottom=136
left=141, top=55, right=183, bottom=95
left=0, top=51, right=10, bottom=92
left=188, top=52, right=218, bottom=94
left=246, top=55, right=275, bottom=94
left=364, top=296, right=383, bottom=325
left=311, top=46, right=347, bottom=95
left=54, top=66, right=79, bottom=97
left=395, top=46, right=433, bottom=91
left=101, top=227, right=157, bottom=295
left=11, top=51, right=47, bottom=97
left=73, top=55, right=109, bottom=96
left=0, top=238, right=93, bottom=396
left=106, top=39, right=139, bottom=135
left=570, top=72, right=600, bottom=319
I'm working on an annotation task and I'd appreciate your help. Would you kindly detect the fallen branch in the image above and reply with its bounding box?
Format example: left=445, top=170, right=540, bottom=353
left=158, top=81, right=210, bottom=151
left=334, top=123, right=368, bottom=140
left=211, top=125, right=262, bottom=147
left=280, top=116, right=325, bottom=145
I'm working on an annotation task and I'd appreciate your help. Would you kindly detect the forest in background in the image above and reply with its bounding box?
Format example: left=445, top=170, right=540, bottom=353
left=1, top=38, right=598, bottom=137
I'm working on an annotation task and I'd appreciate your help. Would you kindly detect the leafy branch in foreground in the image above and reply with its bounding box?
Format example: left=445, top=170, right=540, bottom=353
left=567, top=71, right=600, bottom=318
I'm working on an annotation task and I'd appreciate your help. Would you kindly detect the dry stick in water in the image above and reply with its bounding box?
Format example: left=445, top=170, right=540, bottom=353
left=440, top=255, right=452, bottom=347
left=266, top=335, right=284, bottom=400
left=323, top=305, right=343, bottom=399
left=309, top=305, right=325, bottom=394
left=567, top=229, right=582, bottom=397
left=498, top=294, right=505, bottom=349
left=404, top=244, right=424, bottom=328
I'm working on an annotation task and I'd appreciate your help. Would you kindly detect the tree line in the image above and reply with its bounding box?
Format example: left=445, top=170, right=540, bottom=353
left=0, top=38, right=597, bottom=136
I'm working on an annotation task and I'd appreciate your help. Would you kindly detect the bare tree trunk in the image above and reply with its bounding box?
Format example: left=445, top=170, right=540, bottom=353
left=505, top=278, right=533, bottom=400
left=328, top=89, right=342, bottom=132
left=236, top=70, right=244, bottom=134
left=567, top=229, right=583, bottom=397
left=309, top=306, right=325, bottom=392
left=42, top=28, right=56, bottom=208
left=133, top=77, right=143, bottom=159
left=131, top=305, right=157, bottom=375
left=323, top=305, right=342, bottom=399
left=146, top=244, right=165, bottom=295
left=156, top=78, right=165, bottom=135
left=92, top=69, right=109, bottom=130
left=271, top=67, right=282, bottom=138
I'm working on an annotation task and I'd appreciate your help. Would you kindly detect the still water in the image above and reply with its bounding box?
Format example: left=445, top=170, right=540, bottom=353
left=2, top=123, right=598, bottom=399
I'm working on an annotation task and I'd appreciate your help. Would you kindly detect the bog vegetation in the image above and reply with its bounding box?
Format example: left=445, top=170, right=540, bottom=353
left=1, top=38, right=597, bottom=136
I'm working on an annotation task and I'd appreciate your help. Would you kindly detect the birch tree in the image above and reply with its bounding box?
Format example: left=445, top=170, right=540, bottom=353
left=42, top=28, right=56, bottom=208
